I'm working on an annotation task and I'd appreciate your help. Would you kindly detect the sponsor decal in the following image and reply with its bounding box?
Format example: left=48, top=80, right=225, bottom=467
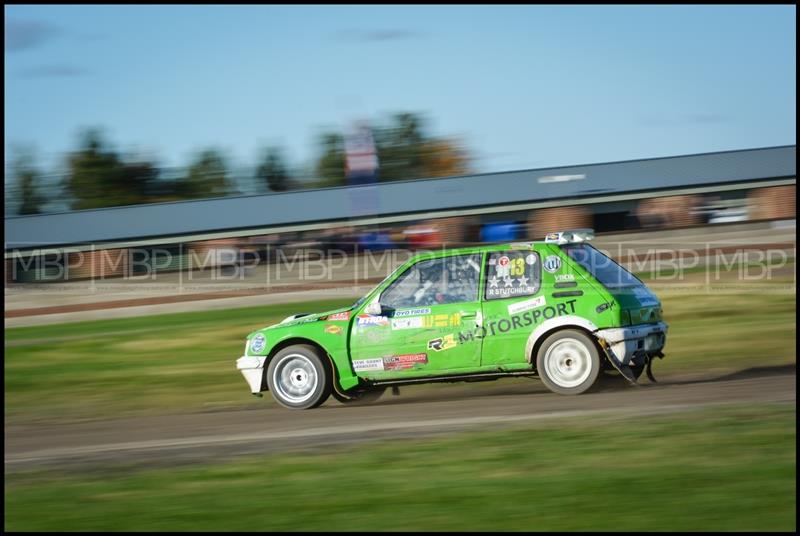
left=543, top=255, right=562, bottom=273
left=249, top=334, right=266, bottom=353
left=383, top=353, right=428, bottom=371
left=507, top=295, right=546, bottom=315
left=458, top=299, right=578, bottom=344
left=424, top=313, right=461, bottom=328
left=596, top=302, right=612, bottom=313
left=495, top=255, right=511, bottom=278
left=392, top=317, right=425, bottom=330
left=353, top=358, right=385, bottom=372
left=356, top=314, right=390, bottom=327
left=555, top=273, right=575, bottom=282
left=428, top=334, right=457, bottom=352
left=394, top=307, right=431, bottom=317
left=526, top=254, right=537, bottom=265
left=324, top=325, right=342, bottom=335
left=392, top=313, right=461, bottom=330
left=545, top=232, right=560, bottom=241
left=327, top=311, right=351, bottom=321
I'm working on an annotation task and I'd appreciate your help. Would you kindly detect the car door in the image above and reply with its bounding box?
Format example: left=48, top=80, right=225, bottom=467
left=479, top=249, right=544, bottom=366
left=349, top=252, right=484, bottom=378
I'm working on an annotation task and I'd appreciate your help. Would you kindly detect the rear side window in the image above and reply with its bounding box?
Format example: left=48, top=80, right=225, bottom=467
left=561, top=244, right=642, bottom=288
left=484, top=251, right=541, bottom=300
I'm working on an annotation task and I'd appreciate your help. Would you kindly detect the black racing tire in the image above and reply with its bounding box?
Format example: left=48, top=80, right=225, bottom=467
left=266, top=344, right=331, bottom=409
left=331, top=387, right=386, bottom=405
left=536, top=329, right=601, bottom=395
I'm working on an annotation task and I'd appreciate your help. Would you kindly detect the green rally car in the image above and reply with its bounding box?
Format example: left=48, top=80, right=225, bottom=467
left=236, top=229, right=668, bottom=409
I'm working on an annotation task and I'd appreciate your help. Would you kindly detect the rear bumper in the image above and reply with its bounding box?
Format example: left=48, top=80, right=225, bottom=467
left=595, top=322, right=668, bottom=367
left=236, top=355, right=267, bottom=393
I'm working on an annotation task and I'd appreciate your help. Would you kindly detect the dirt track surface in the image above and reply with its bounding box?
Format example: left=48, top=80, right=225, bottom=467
left=5, top=366, right=795, bottom=473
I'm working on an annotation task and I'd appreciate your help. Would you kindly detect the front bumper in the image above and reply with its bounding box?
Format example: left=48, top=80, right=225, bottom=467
left=236, top=355, right=267, bottom=393
left=595, top=322, right=668, bottom=368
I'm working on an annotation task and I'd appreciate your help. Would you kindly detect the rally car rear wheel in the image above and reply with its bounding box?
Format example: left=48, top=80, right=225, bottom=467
left=267, top=345, right=331, bottom=409
left=536, top=329, right=600, bottom=395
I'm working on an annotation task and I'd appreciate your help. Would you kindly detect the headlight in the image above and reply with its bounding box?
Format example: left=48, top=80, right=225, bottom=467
left=249, top=334, right=266, bottom=354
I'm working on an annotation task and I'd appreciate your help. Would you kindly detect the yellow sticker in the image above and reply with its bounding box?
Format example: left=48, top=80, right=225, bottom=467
left=423, top=313, right=461, bottom=328
left=325, top=325, right=343, bottom=335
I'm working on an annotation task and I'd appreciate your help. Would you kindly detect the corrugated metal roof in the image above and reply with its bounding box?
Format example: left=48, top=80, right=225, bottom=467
left=5, top=145, right=795, bottom=251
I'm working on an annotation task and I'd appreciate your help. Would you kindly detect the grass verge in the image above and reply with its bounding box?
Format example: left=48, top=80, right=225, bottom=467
left=5, top=403, right=796, bottom=531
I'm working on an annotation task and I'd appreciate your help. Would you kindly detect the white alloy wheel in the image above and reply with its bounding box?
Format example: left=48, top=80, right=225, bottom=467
left=536, top=329, right=600, bottom=395
left=266, top=345, right=331, bottom=409
left=273, top=354, right=318, bottom=403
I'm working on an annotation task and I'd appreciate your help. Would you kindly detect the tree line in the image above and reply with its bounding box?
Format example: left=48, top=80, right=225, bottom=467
left=8, top=112, right=470, bottom=215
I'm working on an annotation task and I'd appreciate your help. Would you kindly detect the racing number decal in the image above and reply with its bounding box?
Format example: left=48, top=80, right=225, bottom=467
left=510, top=257, right=525, bottom=276
left=486, top=251, right=541, bottom=300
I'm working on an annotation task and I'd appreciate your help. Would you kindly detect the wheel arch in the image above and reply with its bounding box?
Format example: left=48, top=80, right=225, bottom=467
left=525, top=315, right=601, bottom=368
left=265, top=337, right=349, bottom=396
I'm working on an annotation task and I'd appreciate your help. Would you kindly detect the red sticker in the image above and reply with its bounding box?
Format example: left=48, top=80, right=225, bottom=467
left=498, top=256, right=510, bottom=267
left=382, top=353, right=428, bottom=371
left=327, top=311, right=350, bottom=321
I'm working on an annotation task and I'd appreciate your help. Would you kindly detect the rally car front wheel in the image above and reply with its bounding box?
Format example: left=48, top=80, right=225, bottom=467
left=266, top=345, right=331, bottom=409
left=536, top=329, right=601, bottom=395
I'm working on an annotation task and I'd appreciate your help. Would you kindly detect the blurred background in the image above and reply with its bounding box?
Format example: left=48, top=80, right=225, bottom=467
left=4, top=4, right=796, bottom=533
left=4, top=5, right=796, bottom=287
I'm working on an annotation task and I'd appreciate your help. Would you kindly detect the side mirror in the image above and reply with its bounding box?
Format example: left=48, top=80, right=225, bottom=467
left=364, top=301, right=382, bottom=316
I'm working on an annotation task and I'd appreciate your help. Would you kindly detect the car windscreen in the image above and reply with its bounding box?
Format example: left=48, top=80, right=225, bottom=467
left=560, top=244, right=643, bottom=289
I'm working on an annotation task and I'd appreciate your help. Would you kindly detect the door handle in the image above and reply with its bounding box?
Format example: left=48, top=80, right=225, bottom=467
left=459, top=311, right=477, bottom=318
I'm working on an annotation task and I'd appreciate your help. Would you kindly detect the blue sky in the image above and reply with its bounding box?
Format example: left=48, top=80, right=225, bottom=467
left=4, top=4, right=796, bottom=174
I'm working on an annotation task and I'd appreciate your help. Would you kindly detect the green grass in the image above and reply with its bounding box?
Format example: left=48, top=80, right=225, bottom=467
left=5, top=404, right=796, bottom=531
left=4, top=299, right=355, bottom=424
left=4, top=269, right=796, bottom=424
left=4, top=298, right=353, bottom=343
left=651, top=288, right=796, bottom=377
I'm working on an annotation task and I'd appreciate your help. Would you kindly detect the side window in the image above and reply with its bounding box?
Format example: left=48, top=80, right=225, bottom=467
left=485, top=251, right=541, bottom=300
left=380, top=254, right=482, bottom=308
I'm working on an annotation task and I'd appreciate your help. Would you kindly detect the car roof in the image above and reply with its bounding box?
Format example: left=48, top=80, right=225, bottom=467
left=404, top=241, right=547, bottom=263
